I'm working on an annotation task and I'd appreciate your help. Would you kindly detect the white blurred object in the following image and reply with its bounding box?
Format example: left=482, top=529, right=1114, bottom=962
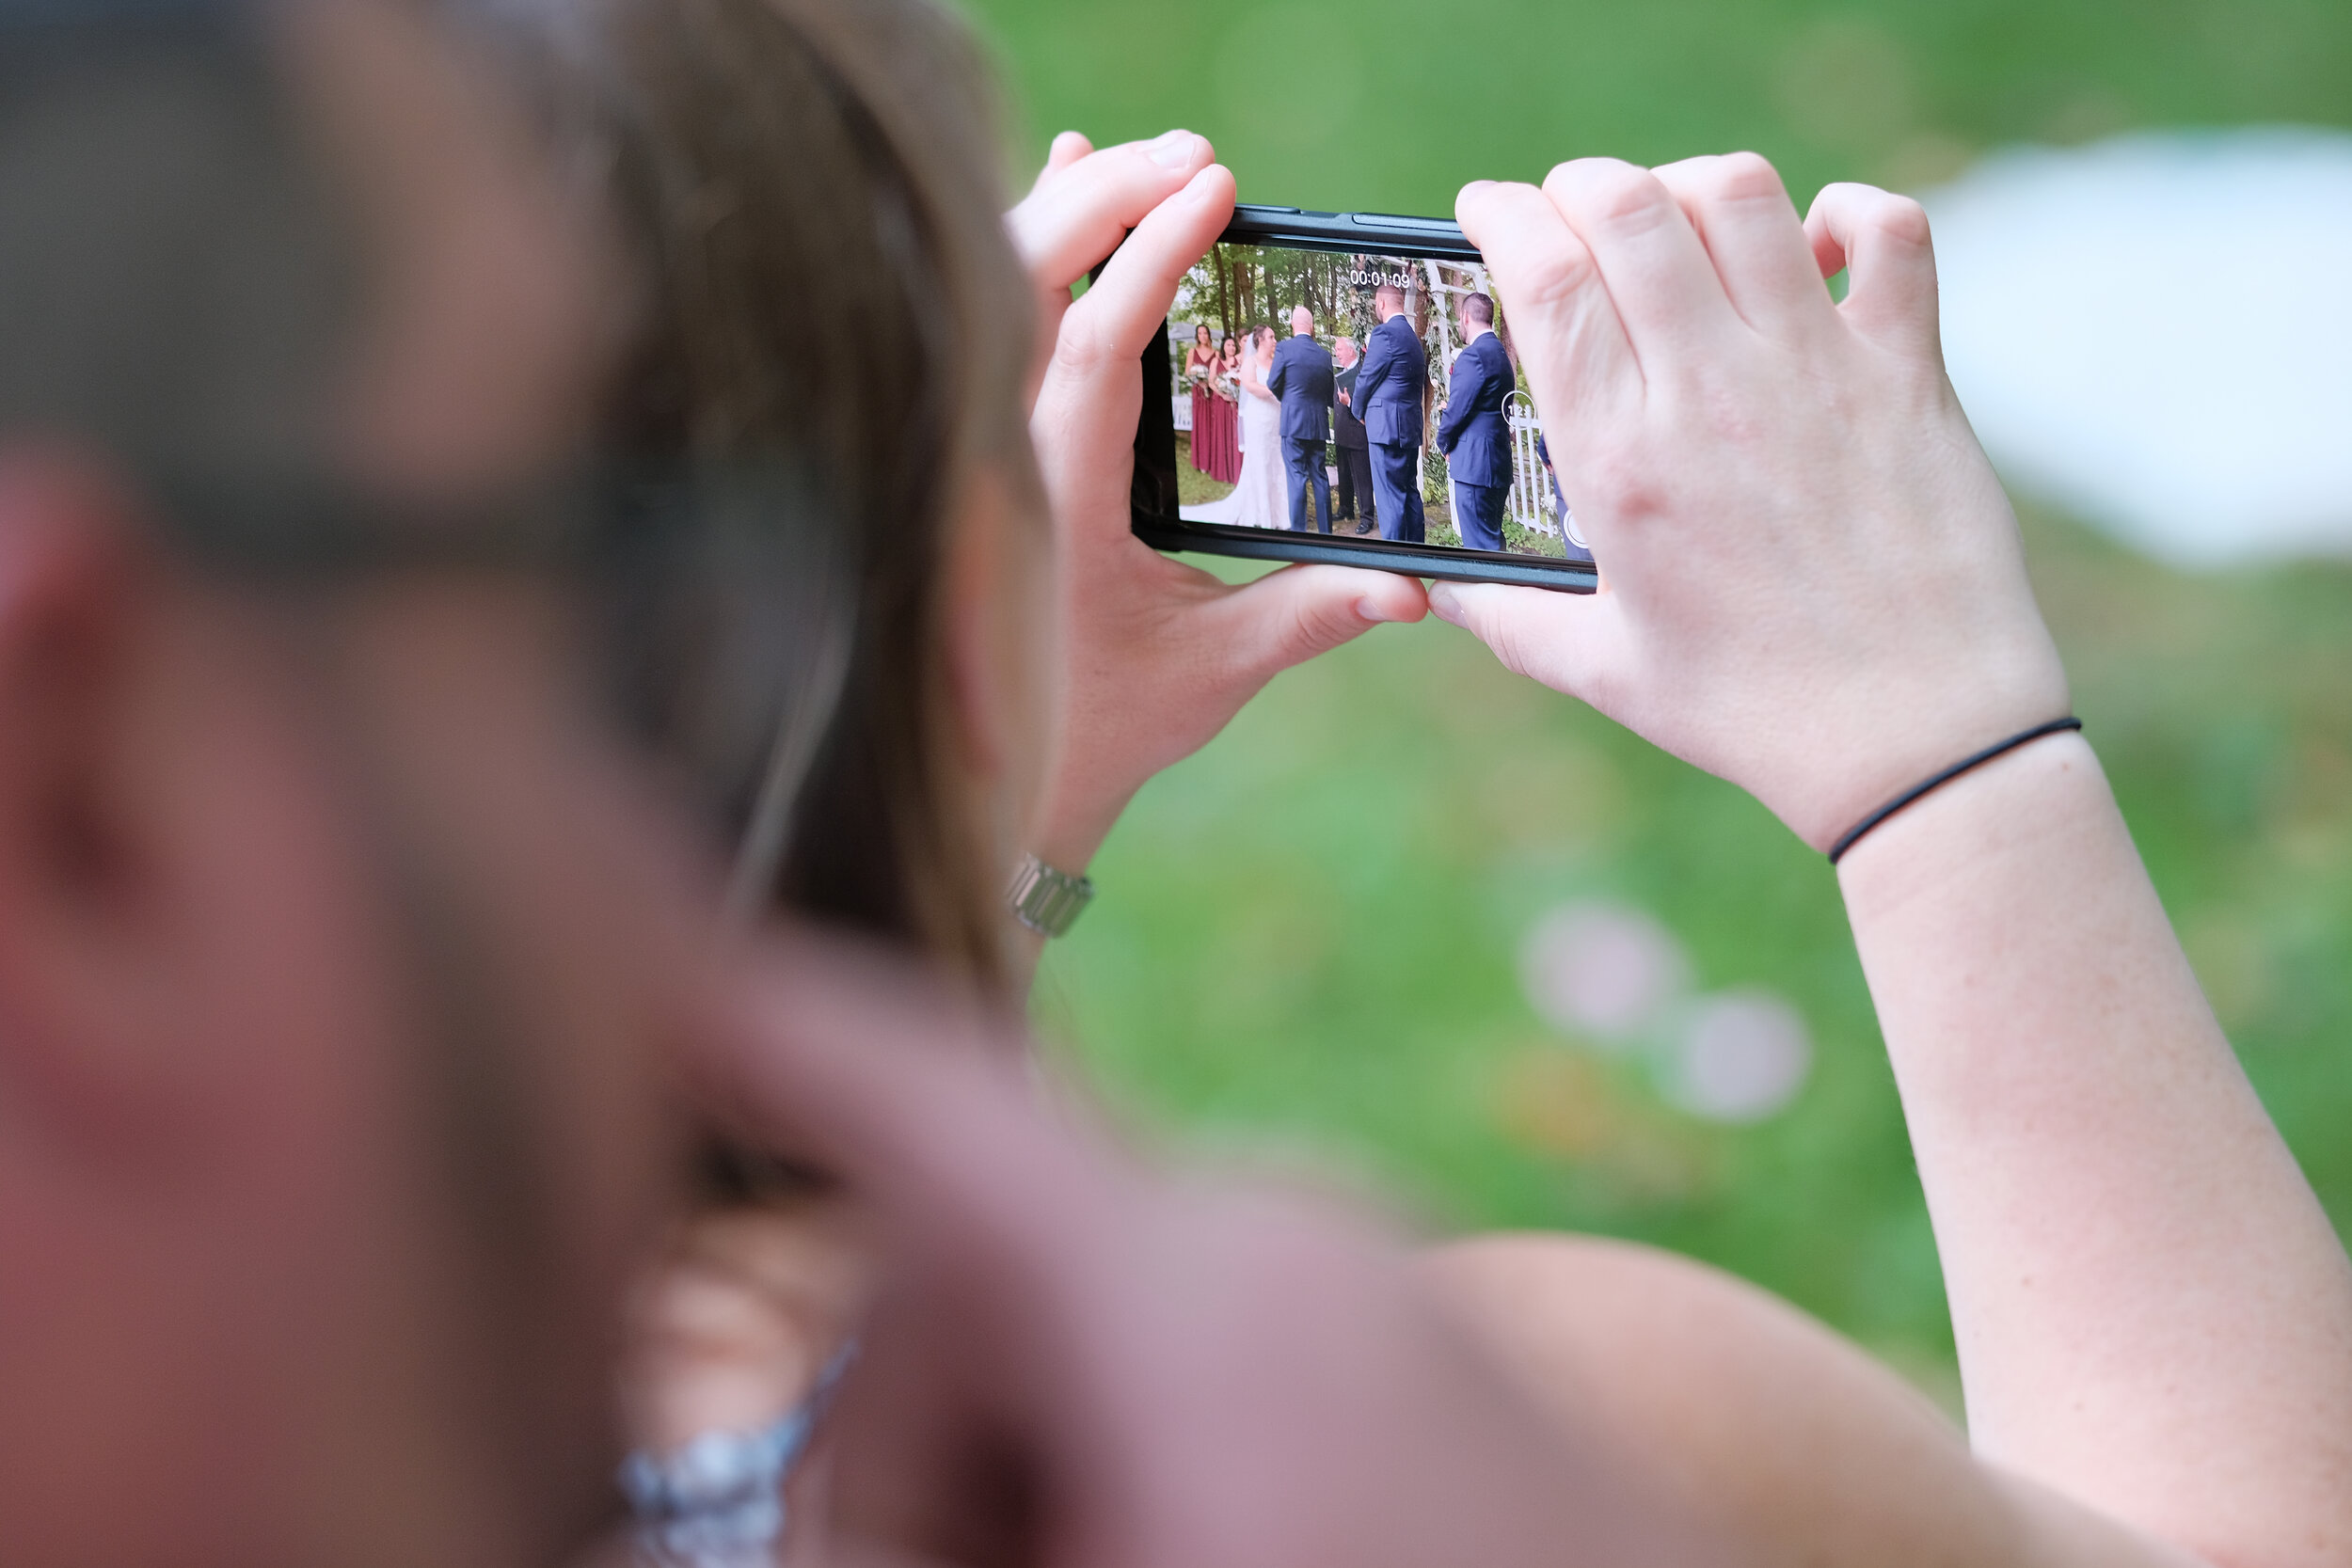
left=1518, top=901, right=1691, bottom=1044
left=1664, top=991, right=1813, bottom=1123
left=1925, top=129, right=2352, bottom=567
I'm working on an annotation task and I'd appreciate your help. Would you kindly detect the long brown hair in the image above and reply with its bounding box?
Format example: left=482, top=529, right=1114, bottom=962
left=489, top=0, right=1044, bottom=992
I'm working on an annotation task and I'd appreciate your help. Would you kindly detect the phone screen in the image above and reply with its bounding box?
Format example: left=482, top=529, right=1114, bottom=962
left=1159, top=239, right=1593, bottom=564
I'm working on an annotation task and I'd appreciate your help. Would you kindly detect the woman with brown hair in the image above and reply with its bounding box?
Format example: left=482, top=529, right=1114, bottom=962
left=480, top=2, right=2352, bottom=1566
left=482, top=0, right=1423, bottom=1558
left=1184, top=322, right=1218, bottom=474
left=1206, top=329, right=1245, bottom=482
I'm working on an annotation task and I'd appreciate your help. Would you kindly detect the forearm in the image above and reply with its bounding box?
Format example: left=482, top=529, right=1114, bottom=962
left=1840, top=734, right=2352, bottom=1567
left=1427, top=1237, right=2201, bottom=1568
left=1003, top=772, right=1132, bottom=1000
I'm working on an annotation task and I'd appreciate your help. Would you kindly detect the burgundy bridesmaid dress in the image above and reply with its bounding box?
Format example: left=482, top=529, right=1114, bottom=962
left=1208, top=380, right=1240, bottom=483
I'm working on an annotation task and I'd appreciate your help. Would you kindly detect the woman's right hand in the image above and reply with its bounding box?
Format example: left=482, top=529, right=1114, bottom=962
left=1007, top=132, right=1425, bottom=878
left=1432, top=157, right=2067, bottom=851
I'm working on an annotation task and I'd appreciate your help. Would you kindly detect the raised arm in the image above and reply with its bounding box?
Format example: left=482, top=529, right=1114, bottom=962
left=1836, top=674, right=2352, bottom=1568
left=1437, top=155, right=2352, bottom=1568
left=1003, top=132, right=1426, bottom=957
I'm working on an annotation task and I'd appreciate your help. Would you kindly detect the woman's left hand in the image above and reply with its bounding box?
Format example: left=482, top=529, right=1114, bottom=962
left=1009, top=131, right=1427, bottom=875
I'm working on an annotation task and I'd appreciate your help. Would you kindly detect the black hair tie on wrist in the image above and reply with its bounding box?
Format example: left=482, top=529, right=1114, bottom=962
left=1827, top=717, right=2084, bottom=865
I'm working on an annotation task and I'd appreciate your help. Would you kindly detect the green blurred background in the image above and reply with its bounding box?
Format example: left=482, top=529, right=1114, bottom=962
left=976, top=0, right=2352, bottom=1402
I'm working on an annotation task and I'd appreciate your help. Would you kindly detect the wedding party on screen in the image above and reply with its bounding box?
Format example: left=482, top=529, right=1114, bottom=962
left=1172, top=243, right=1593, bottom=562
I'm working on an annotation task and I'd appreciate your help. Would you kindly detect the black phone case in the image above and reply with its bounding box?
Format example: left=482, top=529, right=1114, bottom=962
left=1131, top=204, right=1597, bottom=593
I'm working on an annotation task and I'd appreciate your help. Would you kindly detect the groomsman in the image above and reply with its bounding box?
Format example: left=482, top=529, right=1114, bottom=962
left=1352, top=281, right=1427, bottom=544
left=1535, top=431, right=1596, bottom=564
left=1331, top=335, right=1375, bottom=535
left=1438, top=291, right=1514, bottom=553
left=1266, top=304, right=1337, bottom=533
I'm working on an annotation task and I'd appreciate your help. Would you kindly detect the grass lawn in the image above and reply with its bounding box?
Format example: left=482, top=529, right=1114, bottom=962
left=980, top=0, right=2352, bottom=1398
left=1179, top=436, right=1569, bottom=555
left=1173, top=434, right=1232, bottom=508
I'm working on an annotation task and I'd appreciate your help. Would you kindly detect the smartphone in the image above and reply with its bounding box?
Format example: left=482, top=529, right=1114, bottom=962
left=1130, top=204, right=1597, bottom=592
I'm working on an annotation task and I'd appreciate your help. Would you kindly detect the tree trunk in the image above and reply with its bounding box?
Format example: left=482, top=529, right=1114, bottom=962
left=1414, top=287, right=1434, bottom=447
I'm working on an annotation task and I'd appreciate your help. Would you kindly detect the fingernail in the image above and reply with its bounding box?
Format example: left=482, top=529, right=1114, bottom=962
left=1427, top=582, right=1465, bottom=626
left=1357, top=595, right=1397, bottom=624
left=1148, top=129, right=1199, bottom=169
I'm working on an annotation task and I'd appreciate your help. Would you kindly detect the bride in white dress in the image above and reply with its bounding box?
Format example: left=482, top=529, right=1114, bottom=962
left=1181, top=325, right=1287, bottom=529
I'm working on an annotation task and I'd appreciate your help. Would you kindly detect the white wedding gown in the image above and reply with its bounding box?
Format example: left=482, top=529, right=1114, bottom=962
left=1181, top=358, right=1287, bottom=530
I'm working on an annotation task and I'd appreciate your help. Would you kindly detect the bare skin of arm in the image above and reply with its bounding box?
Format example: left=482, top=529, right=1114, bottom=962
left=972, top=132, right=2350, bottom=1567
left=1430, top=154, right=2352, bottom=1568
left=1422, top=1233, right=2202, bottom=1568
left=1001, top=132, right=1426, bottom=979
left=1840, top=734, right=2352, bottom=1567
left=1432, top=739, right=2348, bottom=1568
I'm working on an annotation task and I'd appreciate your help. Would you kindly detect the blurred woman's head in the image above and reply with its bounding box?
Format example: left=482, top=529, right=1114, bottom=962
left=1194, top=323, right=1212, bottom=350
left=474, top=0, right=1057, bottom=1464
left=1219, top=334, right=1238, bottom=363
left=498, top=0, right=1051, bottom=995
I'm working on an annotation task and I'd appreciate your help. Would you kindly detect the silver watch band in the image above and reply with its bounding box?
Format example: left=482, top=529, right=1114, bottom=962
left=1006, top=853, right=1094, bottom=938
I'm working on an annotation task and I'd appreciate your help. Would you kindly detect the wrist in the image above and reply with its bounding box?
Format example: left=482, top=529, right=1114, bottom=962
left=1826, top=718, right=2083, bottom=864
left=1834, top=730, right=2105, bottom=913
left=1006, top=823, right=1108, bottom=987
left=1006, top=852, right=1095, bottom=940
left=1029, top=770, right=1134, bottom=882
left=1832, top=731, right=2160, bottom=1132
left=1775, top=635, right=2073, bottom=853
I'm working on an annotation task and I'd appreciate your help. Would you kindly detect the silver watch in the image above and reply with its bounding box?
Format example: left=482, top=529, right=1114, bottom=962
left=1006, top=853, right=1094, bottom=938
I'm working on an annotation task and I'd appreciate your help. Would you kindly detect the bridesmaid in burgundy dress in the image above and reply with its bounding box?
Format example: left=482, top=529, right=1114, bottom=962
left=1184, top=324, right=1219, bottom=472
left=1205, top=333, right=1243, bottom=483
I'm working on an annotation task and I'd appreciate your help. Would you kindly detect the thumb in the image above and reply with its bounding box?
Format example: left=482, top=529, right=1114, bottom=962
left=1427, top=579, right=1626, bottom=707
left=1213, top=563, right=1429, bottom=685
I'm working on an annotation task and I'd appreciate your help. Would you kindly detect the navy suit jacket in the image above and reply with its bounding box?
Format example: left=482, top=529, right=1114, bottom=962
left=1353, top=314, right=1427, bottom=447
left=1332, top=362, right=1366, bottom=448
left=1266, top=335, right=1336, bottom=443
left=1438, top=331, right=1515, bottom=489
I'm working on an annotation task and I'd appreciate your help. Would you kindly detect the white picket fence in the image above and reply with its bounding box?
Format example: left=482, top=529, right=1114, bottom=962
left=1504, top=392, right=1553, bottom=534
left=1171, top=316, right=1206, bottom=435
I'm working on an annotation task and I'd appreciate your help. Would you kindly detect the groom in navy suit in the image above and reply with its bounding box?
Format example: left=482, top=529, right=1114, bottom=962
left=1438, top=292, right=1515, bottom=553
left=1266, top=305, right=1336, bottom=533
left=1351, top=281, right=1427, bottom=544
